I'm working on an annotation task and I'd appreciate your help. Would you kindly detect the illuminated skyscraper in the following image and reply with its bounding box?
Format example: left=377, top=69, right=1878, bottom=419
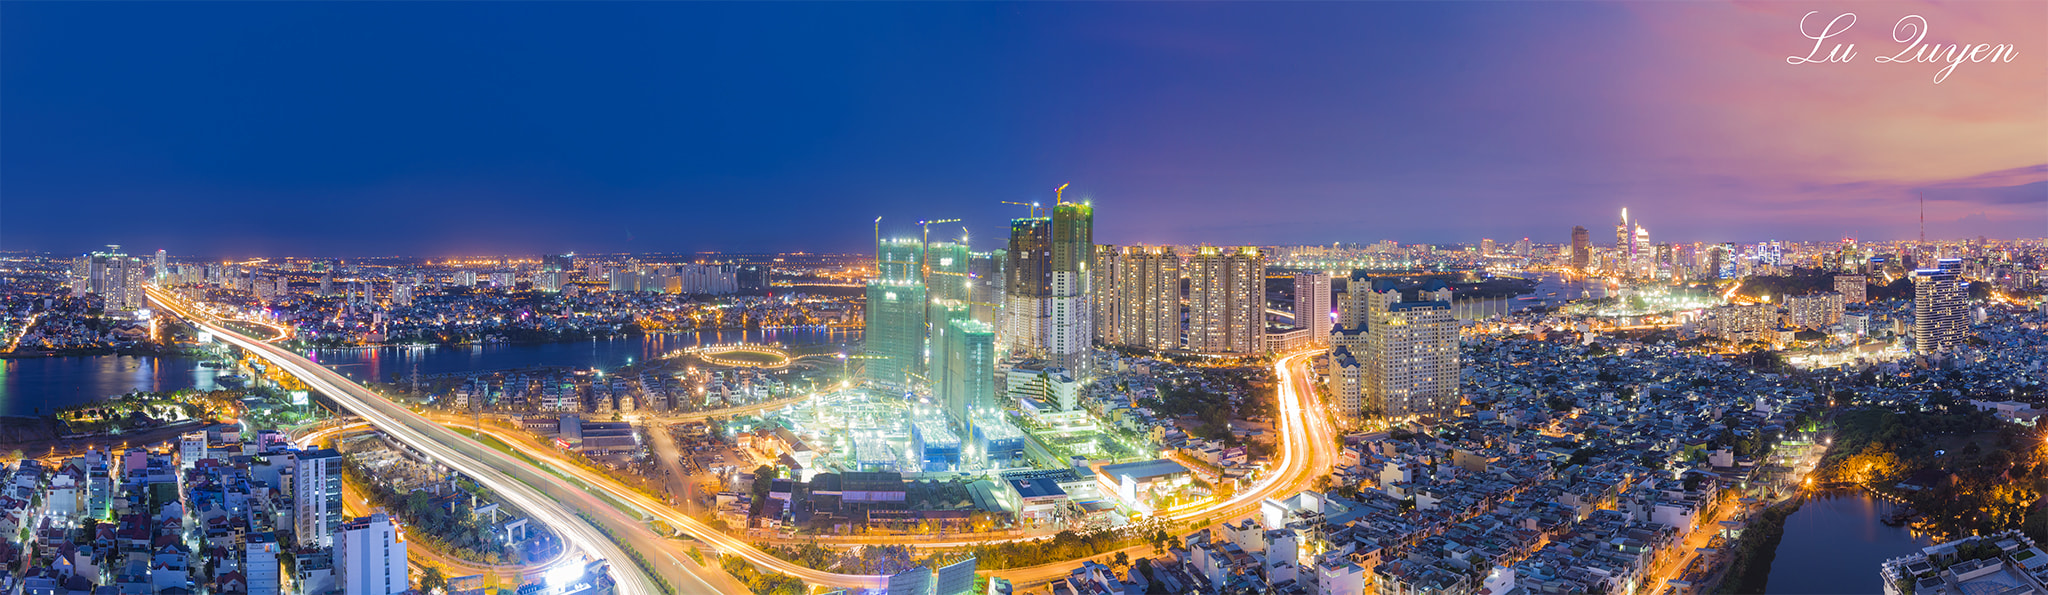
left=1655, top=243, right=1674, bottom=280
left=295, top=449, right=343, bottom=548
left=74, top=246, right=147, bottom=313
left=1047, top=201, right=1094, bottom=372
left=1334, top=269, right=1372, bottom=332
left=1358, top=278, right=1459, bottom=419
left=1103, top=245, right=1181, bottom=351
left=940, top=318, right=996, bottom=428
left=1091, top=245, right=1120, bottom=345
left=1479, top=238, right=1495, bottom=256
left=866, top=236, right=929, bottom=393
left=1294, top=272, right=1331, bottom=346
left=1615, top=209, right=1631, bottom=273
left=1913, top=259, right=1966, bottom=353
left=924, top=240, right=974, bottom=386
left=1756, top=241, right=1784, bottom=268
left=968, top=250, right=1004, bottom=327
left=925, top=242, right=971, bottom=304
left=1569, top=226, right=1590, bottom=272
left=1632, top=225, right=1651, bottom=276
left=1187, top=246, right=1264, bottom=354
left=1003, top=217, right=1051, bottom=353
left=1711, top=243, right=1738, bottom=280
left=1002, top=197, right=1094, bottom=373
left=864, top=279, right=927, bottom=393
left=877, top=237, right=925, bottom=284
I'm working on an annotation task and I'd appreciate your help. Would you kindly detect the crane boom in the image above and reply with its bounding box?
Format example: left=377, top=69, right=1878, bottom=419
left=999, top=201, right=1041, bottom=218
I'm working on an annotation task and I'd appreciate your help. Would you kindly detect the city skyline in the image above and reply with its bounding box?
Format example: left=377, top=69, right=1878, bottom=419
left=3, top=3, right=2045, bottom=595
left=3, top=2, right=2041, bottom=256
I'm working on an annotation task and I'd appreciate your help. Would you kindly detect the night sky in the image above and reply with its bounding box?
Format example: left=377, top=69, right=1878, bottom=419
left=3, top=1, right=2042, bottom=257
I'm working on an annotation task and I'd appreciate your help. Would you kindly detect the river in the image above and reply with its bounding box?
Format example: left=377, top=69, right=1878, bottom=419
left=0, top=327, right=858, bottom=418
left=1765, top=491, right=1930, bottom=594
left=0, top=355, right=224, bottom=418
left=1453, top=273, right=1607, bottom=321
left=306, top=328, right=859, bottom=384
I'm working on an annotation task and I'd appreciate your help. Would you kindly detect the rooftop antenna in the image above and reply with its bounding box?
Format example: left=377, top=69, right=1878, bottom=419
left=1919, top=192, right=1926, bottom=251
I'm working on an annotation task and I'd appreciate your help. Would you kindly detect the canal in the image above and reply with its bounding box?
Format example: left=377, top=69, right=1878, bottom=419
left=1765, top=491, right=1930, bottom=594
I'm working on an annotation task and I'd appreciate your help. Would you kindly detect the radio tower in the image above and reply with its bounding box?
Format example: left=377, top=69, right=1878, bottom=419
left=1919, top=192, right=1927, bottom=261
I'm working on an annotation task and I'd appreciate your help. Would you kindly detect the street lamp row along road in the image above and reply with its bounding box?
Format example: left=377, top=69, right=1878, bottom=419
left=150, top=287, right=1335, bottom=591
left=146, top=287, right=716, bottom=595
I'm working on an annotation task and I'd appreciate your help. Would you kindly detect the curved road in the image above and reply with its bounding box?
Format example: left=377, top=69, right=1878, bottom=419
left=437, top=348, right=1333, bottom=588
left=300, top=421, right=565, bottom=588
left=159, top=286, right=1332, bottom=591
left=990, top=348, right=1333, bottom=586
left=147, top=288, right=721, bottom=595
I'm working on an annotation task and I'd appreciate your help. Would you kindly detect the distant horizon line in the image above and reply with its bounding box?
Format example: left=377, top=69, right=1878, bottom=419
left=5, top=234, right=2041, bottom=261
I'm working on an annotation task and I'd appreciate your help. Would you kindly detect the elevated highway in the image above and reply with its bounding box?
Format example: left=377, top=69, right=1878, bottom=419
left=146, top=288, right=724, bottom=595
left=153, top=288, right=1334, bottom=590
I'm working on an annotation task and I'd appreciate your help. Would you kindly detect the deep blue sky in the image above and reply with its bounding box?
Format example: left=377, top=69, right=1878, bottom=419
left=3, top=2, right=2042, bottom=257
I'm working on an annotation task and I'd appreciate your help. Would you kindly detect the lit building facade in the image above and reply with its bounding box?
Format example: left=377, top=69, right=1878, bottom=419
left=1570, top=226, right=1590, bottom=272
left=247, top=532, right=281, bottom=595
left=1187, top=246, right=1265, bottom=354
left=1835, top=274, right=1867, bottom=303
left=1004, top=218, right=1052, bottom=353
left=1362, top=283, right=1459, bottom=419
left=1047, top=202, right=1094, bottom=373
left=1785, top=292, right=1845, bottom=329
left=1101, top=245, right=1181, bottom=351
left=336, top=513, right=408, bottom=595
left=295, top=449, right=343, bottom=548
left=940, top=318, right=996, bottom=428
left=1091, top=244, right=1120, bottom=345
left=73, top=245, right=148, bottom=313
left=864, top=280, right=927, bottom=393
left=1295, top=272, right=1331, bottom=346
left=1913, top=258, right=1967, bottom=353
left=1328, top=346, right=1363, bottom=418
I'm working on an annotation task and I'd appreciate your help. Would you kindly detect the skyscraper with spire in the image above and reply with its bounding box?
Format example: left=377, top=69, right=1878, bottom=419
left=1615, top=208, right=1630, bottom=274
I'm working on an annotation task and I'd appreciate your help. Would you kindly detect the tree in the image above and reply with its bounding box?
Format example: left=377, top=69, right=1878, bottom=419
left=1113, top=551, right=1129, bottom=570
left=417, top=565, right=448, bottom=595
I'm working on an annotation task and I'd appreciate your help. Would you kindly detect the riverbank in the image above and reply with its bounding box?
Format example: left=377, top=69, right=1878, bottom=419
left=2, top=345, right=202, bottom=359
left=1715, top=495, right=1806, bottom=594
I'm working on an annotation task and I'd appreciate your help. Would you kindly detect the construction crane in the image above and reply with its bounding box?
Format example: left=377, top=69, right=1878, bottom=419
left=917, top=219, right=962, bottom=249
left=999, top=201, right=1041, bottom=218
